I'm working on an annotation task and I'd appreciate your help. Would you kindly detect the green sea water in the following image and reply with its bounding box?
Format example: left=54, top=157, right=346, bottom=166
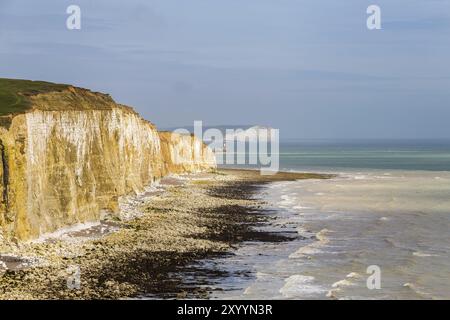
left=278, top=139, right=450, bottom=172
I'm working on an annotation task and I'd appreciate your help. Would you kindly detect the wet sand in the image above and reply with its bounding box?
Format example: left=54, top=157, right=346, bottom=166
left=0, top=169, right=331, bottom=299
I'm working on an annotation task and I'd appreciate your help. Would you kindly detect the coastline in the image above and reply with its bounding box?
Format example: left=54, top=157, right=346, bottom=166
left=0, top=169, right=331, bottom=299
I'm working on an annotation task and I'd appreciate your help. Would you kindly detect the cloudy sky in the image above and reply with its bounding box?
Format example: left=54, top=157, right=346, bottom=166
left=0, top=0, right=449, bottom=139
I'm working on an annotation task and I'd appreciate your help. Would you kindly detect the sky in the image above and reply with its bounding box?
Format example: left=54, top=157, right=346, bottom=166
left=0, top=0, right=449, bottom=139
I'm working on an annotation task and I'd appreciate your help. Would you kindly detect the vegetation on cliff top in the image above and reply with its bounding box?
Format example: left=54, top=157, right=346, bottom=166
left=0, top=78, right=122, bottom=116
left=0, top=78, right=69, bottom=116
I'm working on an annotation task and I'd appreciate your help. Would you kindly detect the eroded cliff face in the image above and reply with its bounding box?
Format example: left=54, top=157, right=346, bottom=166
left=159, top=131, right=216, bottom=174
left=0, top=87, right=215, bottom=242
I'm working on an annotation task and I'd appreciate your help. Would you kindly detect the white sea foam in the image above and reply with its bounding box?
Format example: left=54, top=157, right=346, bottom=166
left=279, top=275, right=325, bottom=298
left=326, top=288, right=340, bottom=299
left=315, top=228, right=330, bottom=242
left=289, top=229, right=330, bottom=259
left=289, top=246, right=321, bottom=258
left=279, top=194, right=295, bottom=206
left=296, top=226, right=313, bottom=237
left=413, top=251, right=437, bottom=257
left=293, top=205, right=311, bottom=210
left=332, top=279, right=354, bottom=288
left=326, top=273, right=361, bottom=299
left=346, top=272, right=362, bottom=279
left=403, top=283, right=433, bottom=298
left=32, top=221, right=101, bottom=243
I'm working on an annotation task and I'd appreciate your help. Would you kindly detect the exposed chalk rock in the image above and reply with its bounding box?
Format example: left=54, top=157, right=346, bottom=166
left=159, top=131, right=216, bottom=174
left=0, top=81, right=216, bottom=241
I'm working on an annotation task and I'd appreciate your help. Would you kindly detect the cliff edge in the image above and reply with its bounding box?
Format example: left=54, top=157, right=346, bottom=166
left=0, top=79, right=216, bottom=242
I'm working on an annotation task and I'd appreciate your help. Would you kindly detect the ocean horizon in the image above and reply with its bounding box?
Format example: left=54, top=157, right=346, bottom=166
left=220, top=139, right=450, bottom=172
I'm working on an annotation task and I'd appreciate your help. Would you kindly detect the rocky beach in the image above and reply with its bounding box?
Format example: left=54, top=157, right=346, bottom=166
left=0, top=169, right=330, bottom=299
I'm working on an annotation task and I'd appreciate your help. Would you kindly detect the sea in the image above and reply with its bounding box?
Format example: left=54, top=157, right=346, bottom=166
left=195, top=139, right=450, bottom=300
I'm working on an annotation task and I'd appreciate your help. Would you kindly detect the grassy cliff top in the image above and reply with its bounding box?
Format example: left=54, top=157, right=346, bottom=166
left=0, top=78, right=70, bottom=116
left=0, top=78, right=124, bottom=117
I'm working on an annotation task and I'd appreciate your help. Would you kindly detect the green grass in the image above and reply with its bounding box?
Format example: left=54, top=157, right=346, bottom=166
left=0, top=78, right=69, bottom=116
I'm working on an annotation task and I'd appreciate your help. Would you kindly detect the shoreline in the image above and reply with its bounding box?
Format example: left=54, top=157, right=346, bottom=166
left=0, top=169, right=331, bottom=299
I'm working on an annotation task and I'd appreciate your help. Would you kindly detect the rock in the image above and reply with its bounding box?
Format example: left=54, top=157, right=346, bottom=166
left=0, top=79, right=216, bottom=242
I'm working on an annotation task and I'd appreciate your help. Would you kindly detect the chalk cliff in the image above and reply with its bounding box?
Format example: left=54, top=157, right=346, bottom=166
left=159, top=131, right=216, bottom=174
left=0, top=79, right=215, bottom=242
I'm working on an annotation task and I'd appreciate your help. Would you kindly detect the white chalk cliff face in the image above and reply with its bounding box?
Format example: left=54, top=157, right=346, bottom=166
left=0, top=87, right=216, bottom=242
left=159, top=131, right=216, bottom=174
